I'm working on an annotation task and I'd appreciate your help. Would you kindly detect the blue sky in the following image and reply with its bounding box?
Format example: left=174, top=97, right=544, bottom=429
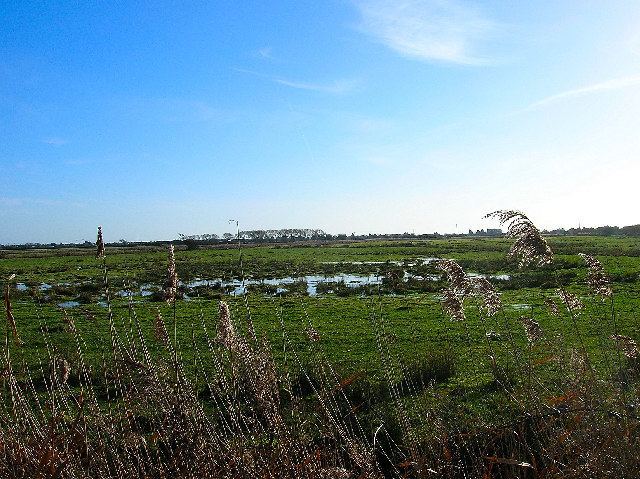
left=2, top=1, right=640, bottom=243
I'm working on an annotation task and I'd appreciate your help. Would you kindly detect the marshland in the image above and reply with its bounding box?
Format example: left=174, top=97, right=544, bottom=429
left=1, top=212, right=639, bottom=477
left=4, top=2, right=640, bottom=477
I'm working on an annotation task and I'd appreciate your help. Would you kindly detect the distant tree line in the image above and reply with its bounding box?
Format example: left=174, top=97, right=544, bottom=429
left=543, top=225, right=640, bottom=237
left=222, top=229, right=452, bottom=243
left=178, top=233, right=220, bottom=241
left=2, top=224, right=639, bottom=250
left=237, top=229, right=329, bottom=242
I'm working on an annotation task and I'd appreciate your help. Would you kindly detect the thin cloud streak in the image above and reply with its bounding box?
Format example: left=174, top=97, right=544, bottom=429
left=256, top=47, right=274, bottom=60
left=234, top=68, right=358, bottom=94
left=353, top=0, right=494, bottom=65
left=42, top=137, right=68, bottom=146
left=527, top=75, right=640, bottom=110
left=257, top=47, right=273, bottom=59
left=273, top=78, right=358, bottom=94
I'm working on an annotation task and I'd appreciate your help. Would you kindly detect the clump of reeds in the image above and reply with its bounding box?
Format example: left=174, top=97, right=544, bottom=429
left=305, top=326, right=321, bottom=342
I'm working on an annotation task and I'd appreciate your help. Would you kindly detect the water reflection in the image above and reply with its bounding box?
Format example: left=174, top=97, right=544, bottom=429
left=58, top=301, right=80, bottom=308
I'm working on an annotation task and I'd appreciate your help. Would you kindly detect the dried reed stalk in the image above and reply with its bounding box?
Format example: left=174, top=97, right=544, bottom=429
left=163, top=245, right=178, bottom=303
left=154, top=310, right=169, bottom=346
left=4, top=274, right=23, bottom=346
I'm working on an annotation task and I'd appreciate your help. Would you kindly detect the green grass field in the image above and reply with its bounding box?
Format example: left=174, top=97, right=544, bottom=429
left=2, top=236, right=639, bottom=405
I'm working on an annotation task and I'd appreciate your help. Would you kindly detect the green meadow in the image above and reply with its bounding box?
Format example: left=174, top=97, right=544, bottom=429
left=2, top=236, right=639, bottom=402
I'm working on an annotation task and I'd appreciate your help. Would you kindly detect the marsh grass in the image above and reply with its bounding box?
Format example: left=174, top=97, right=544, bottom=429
left=0, top=212, right=639, bottom=478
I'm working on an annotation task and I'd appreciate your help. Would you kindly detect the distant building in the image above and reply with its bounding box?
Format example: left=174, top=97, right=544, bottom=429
left=468, top=228, right=502, bottom=237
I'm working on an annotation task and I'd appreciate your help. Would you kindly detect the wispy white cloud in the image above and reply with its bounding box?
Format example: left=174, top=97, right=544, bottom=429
left=42, top=137, right=68, bottom=146
left=527, top=75, right=640, bottom=110
left=353, top=0, right=494, bottom=65
left=234, top=68, right=358, bottom=94
left=273, top=78, right=358, bottom=94
left=257, top=47, right=273, bottom=59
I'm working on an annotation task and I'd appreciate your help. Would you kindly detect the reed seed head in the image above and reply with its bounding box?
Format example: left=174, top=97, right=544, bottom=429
left=154, top=310, right=169, bottom=346
left=441, top=287, right=466, bottom=322
left=569, top=348, right=588, bottom=375
left=53, top=357, right=70, bottom=386
left=61, top=308, right=76, bottom=333
left=610, top=334, right=639, bottom=359
left=471, top=277, right=502, bottom=316
left=544, top=297, right=560, bottom=317
left=578, top=253, right=612, bottom=298
left=252, top=339, right=282, bottom=428
left=485, top=210, right=553, bottom=268
left=436, top=259, right=470, bottom=294
left=96, top=226, right=105, bottom=259
left=305, top=327, right=321, bottom=342
left=217, top=301, right=235, bottom=349
left=559, top=289, right=584, bottom=312
left=436, top=260, right=501, bottom=317
left=319, top=467, right=351, bottom=479
left=163, top=244, right=178, bottom=304
left=520, top=316, right=543, bottom=343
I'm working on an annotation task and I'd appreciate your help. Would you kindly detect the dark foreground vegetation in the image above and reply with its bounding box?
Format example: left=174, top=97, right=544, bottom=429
left=1, top=211, right=639, bottom=478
